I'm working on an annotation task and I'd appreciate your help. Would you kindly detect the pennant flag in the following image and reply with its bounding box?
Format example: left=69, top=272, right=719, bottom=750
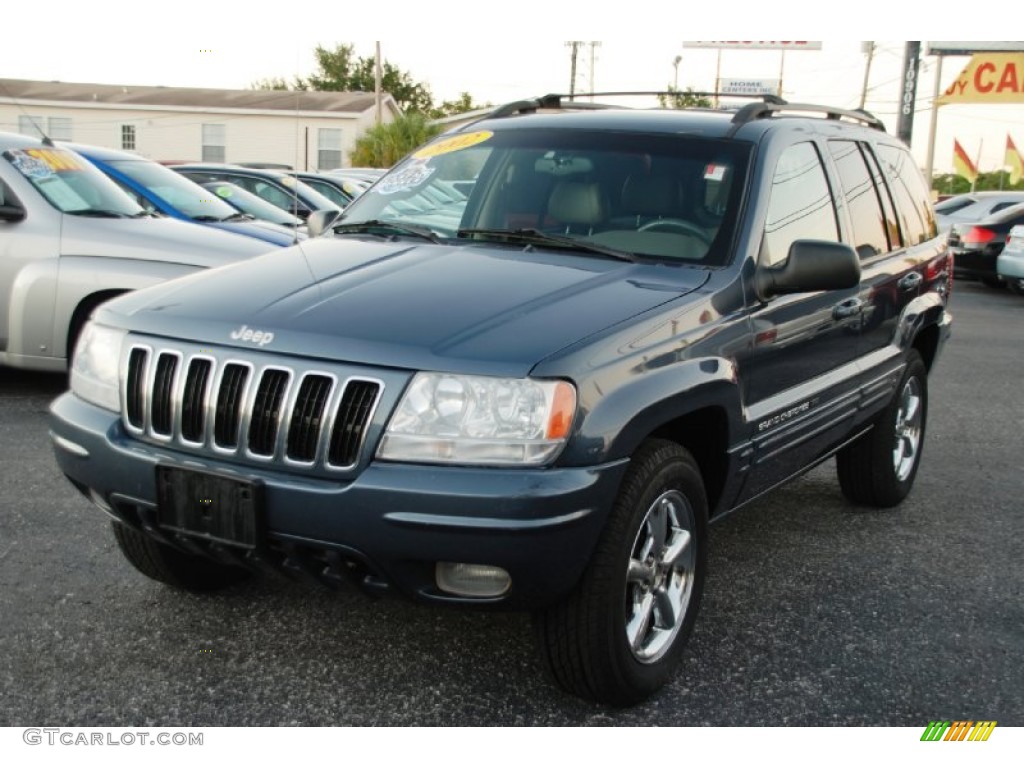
left=1006, top=134, right=1023, bottom=184
left=953, top=140, right=979, bottom=184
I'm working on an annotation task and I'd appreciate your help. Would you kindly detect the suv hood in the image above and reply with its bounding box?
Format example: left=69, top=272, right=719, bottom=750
left=99, top=237, right=709, bottom=376
left=61, top=214, right=273, bottom=266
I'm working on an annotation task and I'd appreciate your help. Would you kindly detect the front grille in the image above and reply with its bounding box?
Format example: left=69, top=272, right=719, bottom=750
left=123, top=343, right=383, bottom=472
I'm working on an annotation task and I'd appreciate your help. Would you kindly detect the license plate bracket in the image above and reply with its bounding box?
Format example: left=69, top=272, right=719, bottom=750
left=155, top=465, right=264, bottom=550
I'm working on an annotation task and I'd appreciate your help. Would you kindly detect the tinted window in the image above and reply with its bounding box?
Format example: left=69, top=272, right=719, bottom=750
left=762, top=142, right=838, bottom=266
left=828, top=140, right=888, bottom=258
left=874, top=144, right=935, bottom=245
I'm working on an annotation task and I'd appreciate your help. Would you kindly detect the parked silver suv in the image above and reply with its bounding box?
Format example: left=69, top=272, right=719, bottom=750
left=0, top=133, right=273, bottom=372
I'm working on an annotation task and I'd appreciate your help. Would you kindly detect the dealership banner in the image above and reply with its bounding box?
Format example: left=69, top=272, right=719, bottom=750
left=937, top=52, right=1024, bottom=104
left=684, top=41, right=821, bottom=50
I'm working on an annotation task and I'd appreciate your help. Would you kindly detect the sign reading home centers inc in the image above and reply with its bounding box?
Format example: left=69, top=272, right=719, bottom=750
left=718, top=78, right=781, bottom=96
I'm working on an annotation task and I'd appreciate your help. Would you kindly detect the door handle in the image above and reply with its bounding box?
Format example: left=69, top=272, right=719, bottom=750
left=898, top=272, right=923, bottom=292
left=832, top=297, right=865, bottom=320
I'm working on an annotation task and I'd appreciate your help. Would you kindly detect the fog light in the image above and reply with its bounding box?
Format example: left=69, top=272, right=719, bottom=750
left=435, top=562, right=511, bottom=598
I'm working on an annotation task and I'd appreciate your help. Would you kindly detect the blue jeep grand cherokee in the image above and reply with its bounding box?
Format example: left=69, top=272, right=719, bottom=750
left=50, top=95, right=952, bottom=705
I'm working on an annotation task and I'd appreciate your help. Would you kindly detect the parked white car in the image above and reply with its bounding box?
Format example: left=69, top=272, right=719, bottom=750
left=996, top=224, right=1024, bottom=295
left=934, top=191, right=1024, bottom=233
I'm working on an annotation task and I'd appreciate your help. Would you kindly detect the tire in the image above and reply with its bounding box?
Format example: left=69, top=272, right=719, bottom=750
left=1006, top=277, right=1024, bottom=296
left=111, top=522, right=249, bottom=592
left=837, top=350, right=928, bottom=507
left=536, top=439, right=707, bottom=706
left=980, top=276, right=1004, bottom=289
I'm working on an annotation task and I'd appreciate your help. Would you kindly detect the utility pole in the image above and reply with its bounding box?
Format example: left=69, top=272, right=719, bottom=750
left=374, top=41, right=383, bottom=125
left=896, top=41, right=922, bottom=146
left=859, top=41, right=874, bottom=110
left=566, top=41, right=582, bottom=98
left=587, top=41, right=601, bottom=101
left=673, top=55, right=682, bottom=90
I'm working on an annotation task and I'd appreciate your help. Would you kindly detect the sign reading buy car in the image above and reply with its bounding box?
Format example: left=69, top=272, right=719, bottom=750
left=938, top=52, right=1024, bottom=104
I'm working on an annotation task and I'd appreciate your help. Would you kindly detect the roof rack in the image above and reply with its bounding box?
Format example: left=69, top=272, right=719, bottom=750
left=731, top=101, right=886, bottom=131
left=485, top=91, right=785, bottom=119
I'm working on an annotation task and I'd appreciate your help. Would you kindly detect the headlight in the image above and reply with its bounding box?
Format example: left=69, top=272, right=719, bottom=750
left=70, top=323, right=126, bottom=412
left=377, top=373, right=576, bottom=466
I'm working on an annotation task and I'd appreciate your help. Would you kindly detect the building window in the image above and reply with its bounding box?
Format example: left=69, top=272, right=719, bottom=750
left=202, top=124, right=226, bottom=163
left=17, top=115, right=72, bottom=140
left=317, top=128, right=342, bottom=171
left=121, top=125, right=136, bottom=151
left=47, top=117, right=72, bottom=141
left=18, top=115, right=45, bottom=138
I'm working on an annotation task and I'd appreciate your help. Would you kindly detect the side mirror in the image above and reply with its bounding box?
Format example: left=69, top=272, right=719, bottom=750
left=758, top=240, right=860, bottom=298
left=305, top=209, right=342, bottom=238
left=0, top=203, right=25, bottom=222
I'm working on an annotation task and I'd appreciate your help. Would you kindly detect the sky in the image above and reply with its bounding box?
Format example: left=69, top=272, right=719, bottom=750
left=2, top=3, right=1018, bottom=177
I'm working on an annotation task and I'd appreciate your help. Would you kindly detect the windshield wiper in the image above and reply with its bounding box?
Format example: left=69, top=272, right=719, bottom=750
left=333, top=219, right=440, bottom=243
left=457, top=228, right=636, bottom=263
left=219, top=212, right=254, bottom=223
left=65, top=209, right=130, bottom=218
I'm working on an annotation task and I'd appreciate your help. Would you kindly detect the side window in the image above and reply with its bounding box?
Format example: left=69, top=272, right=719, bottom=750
left=828, top=140, right=889, bottom=258
left=874, top=144, right=935, bottom=245
left=762, top=142, right=838, bottom=266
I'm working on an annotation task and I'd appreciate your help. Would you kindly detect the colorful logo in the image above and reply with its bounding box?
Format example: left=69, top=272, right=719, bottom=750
left=920, top=721, right=997, bottom=742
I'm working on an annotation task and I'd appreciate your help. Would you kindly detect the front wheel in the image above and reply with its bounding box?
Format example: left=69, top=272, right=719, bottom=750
left=837, top=351, right=928, bottom=507
left=112, top=523, right=250, bottom=592
left=536, top=440, right=707, bottom=705
left=1005, top=277, right=1024, bottom=296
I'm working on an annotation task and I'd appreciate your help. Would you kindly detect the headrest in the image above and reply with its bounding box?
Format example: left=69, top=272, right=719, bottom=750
left=547, top=181, right=606, bottom=226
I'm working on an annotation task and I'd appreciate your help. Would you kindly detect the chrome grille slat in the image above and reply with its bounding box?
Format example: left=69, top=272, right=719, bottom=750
left=248, top=369, right=290, bottom=456
left=214, top=364, right=250, bottom=448
left=181, top=359, right=212, bottom=443
left=121, top=341, right=384, bottom=473
left=329, top=380, right=382, bottom=467
left=125, top=348, right=148, bottom=429
left=287, top=375, right=333, bottom=462
left=150, top=353, right=179, bottom=435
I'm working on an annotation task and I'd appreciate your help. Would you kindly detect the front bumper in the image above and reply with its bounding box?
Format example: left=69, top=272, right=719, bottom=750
left=50, top=392, right=628, bottom=609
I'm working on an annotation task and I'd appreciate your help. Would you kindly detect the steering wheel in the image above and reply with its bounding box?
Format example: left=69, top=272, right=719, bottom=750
left=638, top=218, right=711, bottom=244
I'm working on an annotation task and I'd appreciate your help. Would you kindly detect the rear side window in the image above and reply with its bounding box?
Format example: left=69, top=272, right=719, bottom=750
left=828, top=140, right=889, bottom=258
left=874, top=144, right=936, bottom=245
left=762, top=142, right=838, bottom=266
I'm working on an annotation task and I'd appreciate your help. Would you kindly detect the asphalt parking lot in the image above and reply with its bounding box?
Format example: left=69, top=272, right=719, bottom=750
left=0, top=281, right=1021, bottom=727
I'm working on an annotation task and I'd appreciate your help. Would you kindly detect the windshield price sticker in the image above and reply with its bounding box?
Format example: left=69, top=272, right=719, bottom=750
left=413, top=130, right=493, bottom=160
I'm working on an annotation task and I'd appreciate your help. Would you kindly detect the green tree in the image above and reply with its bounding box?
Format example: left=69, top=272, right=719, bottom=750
left=657, top=86, right=713, bottom=109
left=300, top=44, right=433, bottom=113
left=932, top=170, right=1024, bottom=196
left=250, top=76, right=304, bottom=91
left=349, top=113, right=442, bottom=168
left=429, top=92, right=491, bottom=119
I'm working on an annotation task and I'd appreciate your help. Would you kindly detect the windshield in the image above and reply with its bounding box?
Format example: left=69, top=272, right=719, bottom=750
left=4, top=148, right=143, bottom=216
left=109, top=159, right=238, bottom=219
left=339, top=126, right=750, bottom=265
left=202, top=181, right=302, bottom=226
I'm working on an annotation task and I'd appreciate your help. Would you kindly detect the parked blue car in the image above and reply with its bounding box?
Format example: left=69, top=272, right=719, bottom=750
left=65, top=144, right=303, bottom=247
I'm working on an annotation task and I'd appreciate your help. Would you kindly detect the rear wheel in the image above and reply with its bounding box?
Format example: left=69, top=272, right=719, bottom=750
left=837, top=351, right=928, bottom=507
left=980, top=276, right=1004, bottom=289
left=112, top=523, right=249, bottom=592
left=1005, top=277, right=1024, bottom=296
left=536, top=440, right=707, bottom=705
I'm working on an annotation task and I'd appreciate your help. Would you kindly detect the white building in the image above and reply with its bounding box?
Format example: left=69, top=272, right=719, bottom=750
left=0, top=78, right=400, bottom=170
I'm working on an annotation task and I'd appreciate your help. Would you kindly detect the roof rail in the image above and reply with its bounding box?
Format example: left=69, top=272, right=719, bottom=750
left=731, top=100, right=886, bottom=131
left=485, top=91, right=786, bottom=119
